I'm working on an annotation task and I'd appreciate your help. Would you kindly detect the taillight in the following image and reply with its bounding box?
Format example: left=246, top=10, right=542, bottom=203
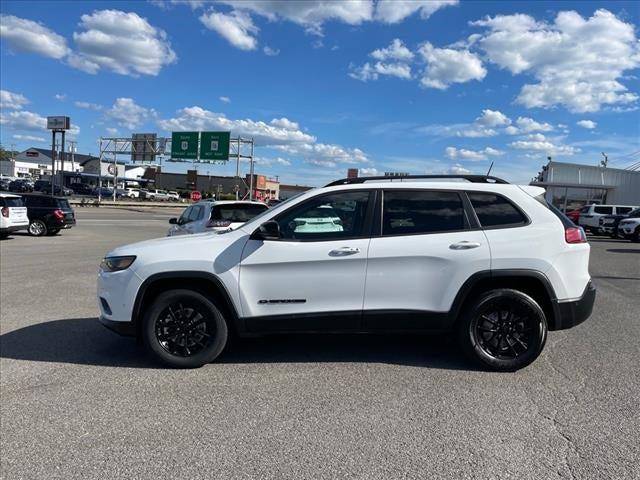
left=207, top=220, right=231, bottom=228
left=53, top=209, right=65, bottom=220
left=565, top=226, right=587, bottom=244
left=1, top=207, right=8, bottom=218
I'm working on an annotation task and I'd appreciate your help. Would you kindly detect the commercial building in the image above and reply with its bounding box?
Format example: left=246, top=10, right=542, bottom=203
left=280, top=183, right=314, bottom=200
left=531, top=161, right=640, bottom=210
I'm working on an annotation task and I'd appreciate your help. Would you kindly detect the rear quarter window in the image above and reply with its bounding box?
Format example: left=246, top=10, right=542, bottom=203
left=594, top=206, right=613, bottom=215
left=467, top=192, right=528, bottom=228
left=3, top=197, right=24, bottom=207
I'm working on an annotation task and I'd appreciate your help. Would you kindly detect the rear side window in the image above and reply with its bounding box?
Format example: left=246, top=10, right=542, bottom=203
left=594, top=206, right=613, bottom=215
left=383, top=190, right=465, bottom=235
left=3, top=197, right=24, bottom=207
left=617, top=207, right=633, bottom=214
left=468, top=192, right=527, bottom=228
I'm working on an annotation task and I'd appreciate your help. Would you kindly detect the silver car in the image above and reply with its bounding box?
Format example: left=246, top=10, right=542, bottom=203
left=167, top=200, right=269, bottom=236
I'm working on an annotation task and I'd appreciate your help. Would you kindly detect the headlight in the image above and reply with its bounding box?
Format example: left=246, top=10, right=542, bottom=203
left=100, top=255, right=136, bottom=272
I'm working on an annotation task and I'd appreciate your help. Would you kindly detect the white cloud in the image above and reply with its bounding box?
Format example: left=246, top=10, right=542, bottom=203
left=515, top=116, right=553, bottom=133
left=307, top=159, right=337, bottom=168
left=106, top=127, right=119, bottom=136
left=447, top=163, right=471, bottom=174
left=263, top=45, right=280, bottom=56
left=75, top=101, right=104, bottom=111
left=12, top=134, right=46, bottom=143
left=199, top=9, right=258, bottom=51
left=509, top=133, right=578, bottom=156
left=158, top=106, right=315, bottom=145
left=577, top=120, right=597, bottom=129
left=0, top=14, right=69, bottom=59
left=374, top=0, right=458, bottom=24
left=106, top=98, right=154, bottom=130
left=218, top=0, right=373, bottom=35
left=71, top=10, right=177, bottom=76
left=277, top=143, right=369, bottom=165
left=219, top=96, right=231, bottom=103
left=359, top=167, right=378, bottom=175
left=0, top=90, right=29, bottom=110
left=475, top=109, right=511, bottom=127
left=54, top=93, right=66, bottom=101
left=270, top=117, right=300, bottom=131
left=471, top=9, right=640, bottom=112
left=445, top=146, right=503, bottom=161
left=350, top=61, right=412, bottom=81
left=0, top=109, right=80, bottom=136
left=418, top=42, right=486, bottom=89
left=370, top=38, right=413, bottom=61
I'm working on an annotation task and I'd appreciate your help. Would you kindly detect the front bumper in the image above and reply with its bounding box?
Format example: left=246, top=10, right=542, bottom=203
left=99, top=316, right=135, bottom=336
left=552, top=281, right=596, bottom=331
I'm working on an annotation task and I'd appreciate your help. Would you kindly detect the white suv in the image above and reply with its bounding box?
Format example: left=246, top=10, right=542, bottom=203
left=0, top=193, right=29, bottom=238
left=97, top=175, right=596, bottom=371
left=579, top=204, right=638, bottom=234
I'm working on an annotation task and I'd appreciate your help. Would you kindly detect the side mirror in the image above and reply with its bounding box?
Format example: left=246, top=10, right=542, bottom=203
left=169, top=217, right=178, bottom=225
left=251, top=220, right=280, bottom=241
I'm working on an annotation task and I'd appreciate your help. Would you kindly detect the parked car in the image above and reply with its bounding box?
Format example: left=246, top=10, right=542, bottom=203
left=123, top=188, right=140, bottom=199
left=266, top=199, right=282, bottom=207
left=599, top=207, right=640, bottom=237
left=290, top=204, right=344, bottom=233
left=0, top=193, right=29, bottom=238
left=0, top=179, right=10, bottom=191
left=145, top=189, right=171, bottom=201
left=69, top=183, right=95, bottom=195
left=8, top=179, right=34, bottom=193
left=34, top=180, right=50, bottom=192
left=98, top=174, right=595, bottom=371
left=42, top=184, right=73, bottom=196
left=21, top=193, right=76, bottom=236
left=167, top=201, right=268, bottom=236
left=167, top=191, right=180, bottom=201
left=617, top=209, right=640, bottom=242
left=579, top=204, right=638, bottom=234
left=92, top=187, right=123, bottom=199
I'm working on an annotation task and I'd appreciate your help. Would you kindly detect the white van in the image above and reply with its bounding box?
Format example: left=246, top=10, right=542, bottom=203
left=0, top=193, right=29, bottom=238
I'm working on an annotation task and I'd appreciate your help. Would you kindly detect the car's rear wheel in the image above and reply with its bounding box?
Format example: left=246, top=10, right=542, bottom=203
left=28, top=220, right=47, bottom=236
left=457, top=289, right=547, bottom=371
left=142, top=289, right=228, bottom=368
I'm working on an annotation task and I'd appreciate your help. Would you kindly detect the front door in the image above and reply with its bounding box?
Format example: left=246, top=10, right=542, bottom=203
left=239, top=190, right=374, bottom=332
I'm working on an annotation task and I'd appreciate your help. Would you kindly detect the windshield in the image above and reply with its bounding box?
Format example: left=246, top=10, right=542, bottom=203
left=239, top=193, right=309, bottom=229
left=211, top=204, right=268, bottom=223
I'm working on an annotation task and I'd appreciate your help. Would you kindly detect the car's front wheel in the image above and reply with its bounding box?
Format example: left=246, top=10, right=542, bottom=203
left=28, top=220, right=47, bottom=236
left=142, top=289, right=228, bottom=368
left=457, top=289, right=547, bottom=371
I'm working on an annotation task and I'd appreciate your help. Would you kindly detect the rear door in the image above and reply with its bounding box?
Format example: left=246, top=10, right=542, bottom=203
left=363, top=189, right=490, bottom=330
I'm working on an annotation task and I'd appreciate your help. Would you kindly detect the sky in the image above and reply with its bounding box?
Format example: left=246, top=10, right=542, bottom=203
left=1, top=0, right=639, bottom=186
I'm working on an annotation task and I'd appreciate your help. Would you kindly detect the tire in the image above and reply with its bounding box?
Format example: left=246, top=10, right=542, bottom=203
left=28, top=220, right=47, bottom=236
left=142, top=289, right=228, bottom=368
left=47, top=229, right=61, bottom=236
left=457, top=289, right=548, bottom=372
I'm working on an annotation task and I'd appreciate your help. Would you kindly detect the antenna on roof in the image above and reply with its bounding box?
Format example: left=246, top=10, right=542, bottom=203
left=486, top=161, right=494, bottom=176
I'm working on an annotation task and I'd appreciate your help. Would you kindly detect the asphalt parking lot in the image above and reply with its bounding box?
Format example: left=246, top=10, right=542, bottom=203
left=1, top=208, right=639, bottom=480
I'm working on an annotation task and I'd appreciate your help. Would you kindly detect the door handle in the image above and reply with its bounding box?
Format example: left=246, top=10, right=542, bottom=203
left=449, top=241, right=481, bottom=250
left=329, top=246, right=361, bottom=257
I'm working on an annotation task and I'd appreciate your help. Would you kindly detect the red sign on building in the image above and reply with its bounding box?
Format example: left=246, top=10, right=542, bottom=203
left=347, top=168, right=358, bottom=178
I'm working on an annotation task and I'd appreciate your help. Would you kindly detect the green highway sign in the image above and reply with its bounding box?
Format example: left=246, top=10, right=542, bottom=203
left=200, top=131, right=230, bottom=161
left=171, top=131, right=199, bottom=159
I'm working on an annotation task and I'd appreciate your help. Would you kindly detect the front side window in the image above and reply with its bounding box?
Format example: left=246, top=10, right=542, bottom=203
left=594, top=206, right=613, bottom=215
left=382, top=190, right=465, bottom=235
left=468, top=192, right=527, bottom=228
left=179, top=206, right=193, bottom=224
left=189, top=205, right=205, bottom=222
left=276, top=191, right=371, bottom=241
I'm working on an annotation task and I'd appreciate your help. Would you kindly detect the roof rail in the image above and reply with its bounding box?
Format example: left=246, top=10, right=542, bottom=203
left=324, top=174, right=509, bottom=187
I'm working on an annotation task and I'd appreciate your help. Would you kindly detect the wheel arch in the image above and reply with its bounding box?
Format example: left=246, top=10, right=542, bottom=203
left=132, top=271, right=242, bottom=341
left=450, top=270, right=561, bottom=331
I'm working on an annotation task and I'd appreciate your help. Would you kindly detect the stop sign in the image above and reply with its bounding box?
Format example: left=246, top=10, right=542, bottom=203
left=190, top=190, right=202, bottom=202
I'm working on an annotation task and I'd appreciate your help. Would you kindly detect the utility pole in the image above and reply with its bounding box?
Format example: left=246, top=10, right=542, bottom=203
left=249, top=138, right=255, bottom=201
left=601, top=152, right=608, bottom=168
left=69, top=141, right=77, bottom=173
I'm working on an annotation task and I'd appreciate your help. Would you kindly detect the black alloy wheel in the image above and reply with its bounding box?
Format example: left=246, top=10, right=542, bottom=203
left=142, top=289, right=228, bottom=368
left=458, top=289, right=547, bottom=371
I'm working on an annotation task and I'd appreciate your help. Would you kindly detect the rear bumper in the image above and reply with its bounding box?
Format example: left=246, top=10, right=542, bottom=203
left=551, top=281, right=596, bottom=331
left=99, top=316, right=135, bottom=336
left=0, top=223, right=28, bottom=233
